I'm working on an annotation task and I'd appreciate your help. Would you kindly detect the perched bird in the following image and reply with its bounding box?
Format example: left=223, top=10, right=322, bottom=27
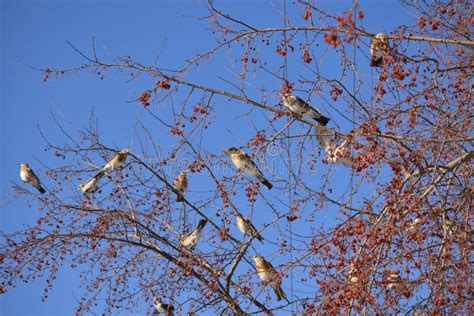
left=180, top=219, right=207, bottom=250
left=223, top=147, right=273, bottom=190
left=252, top=255, right=288, bottom=302
left=151, top=290, right=174, bottom=316
left=315, top=127, right=353, bottom=167
left=386, top=273, right=402, bottom=289
left=19, top=163, right=46, bottom=194
left=370, top=32, right=389, bottom=67
left=78, top=175, right=100, bottom=193
left=78, top=149, right=129, bottom=193
left=173, top=171, right=188, bottom=202
left=408, top=218, right=421, bottom=233
left=386, top=272, right=411, bottom=298
left=236, top=214, right=264, bottom=243
left=279, top=93, right=330, bottom=126
left=94, top=149, right=130, bottom=178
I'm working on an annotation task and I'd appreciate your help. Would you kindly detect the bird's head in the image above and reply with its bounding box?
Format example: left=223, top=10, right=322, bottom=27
left=178, top=171, right=187, bottom=179
left=224, top=147, right=240, bottom=155
left=198, top=219, right=208, bottom=227
left=119, top=149, right=130, bottom=155
left=20, top=163, right=29, bottom=170
left=279, top=92, right=294, bottom=102
left=279, top=93, right=298, bottom=104
left=252, top=255, right=264, bottom=263
left=375, top=32, right=388, bottom=43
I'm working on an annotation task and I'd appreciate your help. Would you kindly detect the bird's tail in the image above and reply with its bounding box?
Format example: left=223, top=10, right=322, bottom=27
left=258, top=176, right=273, bottom=190
left=35, top=184, right=46, bottom=194
left=312, top=113, right=330, bottom=126
left=256, top=233, right=264, bottom=243
left=271, top=283, right=288, bottom=302
left=371, top=57, right=382, bottom=67
left=176, top=194, right=184, bottom=202
left=197, top=219, right=208, bottom=230
left=93, top=170, right=105, bottom=180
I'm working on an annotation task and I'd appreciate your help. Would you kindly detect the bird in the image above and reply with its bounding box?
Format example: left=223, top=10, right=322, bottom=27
left=94, top=149, right=130, bottom=178
left=279, top=93, right=330, bottom=126
left=223, top=147, right=273, bottom=190
left=315, top=127, right=353, bottom=167
left=78, top=149, right=129, bottom=194
left=370, top=32, right=389, bottom=67
left=78, top=175, right=100, bottom=193
left=385, top=272, right=411, bottom=298
left=252, top=255, right=288, bottom=302
left=151, top=290, right=174, bottom=316
left=236, top=214, right=264, bottom=243
left=386, top=272, right=402, bottom=289
left=408, top=218, right=421, bottom=233
left=19, top=163, right=46, bottom=194
left=180, top=219, right=207, bottom=250
left=173, top=171, right=188, bottom=202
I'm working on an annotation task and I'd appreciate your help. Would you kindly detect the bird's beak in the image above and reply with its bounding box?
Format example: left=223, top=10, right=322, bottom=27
left=223, top=148, right=230, bottom=154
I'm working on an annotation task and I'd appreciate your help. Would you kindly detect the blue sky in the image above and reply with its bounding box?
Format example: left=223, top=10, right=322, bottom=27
left=1, top=1, right=410, bottom=315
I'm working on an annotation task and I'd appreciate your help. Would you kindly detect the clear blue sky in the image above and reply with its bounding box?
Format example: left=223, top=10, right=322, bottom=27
left=1, top=1, right=409, bottom=315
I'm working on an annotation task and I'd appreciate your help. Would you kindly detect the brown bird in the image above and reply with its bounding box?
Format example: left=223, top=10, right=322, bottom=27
left=95, top=149, right=130, bottom=177
left=19, top=163, right=46, bottom=194
left=252, top=255, right=289, bottom=302
left=180, top=219, right=207, bottom=250
left=236, top=214, right=264, bottom=243
left=78, top=149, right=129, bottom=192
left=173, top=171, right=188, bottom=202
left=151, top=290, right=174, bottom=316
left=279, top=93, right=330, bottom=126
left=386, top=271, right=411, bottom=298
left=370, top=32, right=389, bottom=67
left=224, top=147, right=273, bottom=190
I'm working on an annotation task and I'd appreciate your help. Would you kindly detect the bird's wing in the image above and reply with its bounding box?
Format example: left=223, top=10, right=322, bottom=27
left=316, top=127, right=337, bottom=152
left=242, top=155, right=264, bottom=176
left=294, top=95, right=308, bottom=107
left=29, top=170, right=42, bottom=186
left=264, top=259, right=277, bottom=274
left=244, top=218, right=258, bottom=235
left=370, top=37, right=376, bottom=55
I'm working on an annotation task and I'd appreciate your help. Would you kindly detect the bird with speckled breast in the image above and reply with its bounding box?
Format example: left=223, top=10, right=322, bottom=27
left=19, top=163, right=46, bottom=194
left=252, top=255, right=289, bottom=302
left=224, top=147, right=273, bottom=190
left=279, top=93, right=330, bottom=126
left=370, top=32, right=389, bottom=67
left=78, top=149, right=129, bottom=192
left=173, top=171, right=188, bottom=202
left=236, top=214, right=264, bottom=243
